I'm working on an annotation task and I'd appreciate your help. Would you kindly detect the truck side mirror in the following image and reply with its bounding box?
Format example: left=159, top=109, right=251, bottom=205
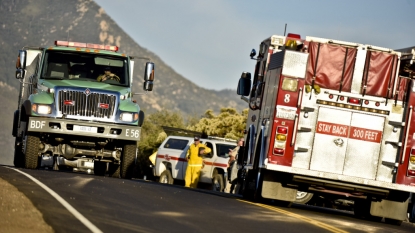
left=144, top=62, right=154, bottom=81
left=237, top=72, right=251, bottom=96
left=143, top=81, right=153, bottom=91
left=250, top=49, right=256, bottom=59
left=143, top=62, right=154, bottom=91
left=18, top=50, right=27, bottom=69
left=15, top=50, right=27, bottom=79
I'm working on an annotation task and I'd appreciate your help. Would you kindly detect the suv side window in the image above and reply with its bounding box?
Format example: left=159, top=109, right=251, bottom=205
left=205, top=142, right=214, bottom=158
left=164, top=138, right=189, bottom=150
left=216, top=144, right=235, bottom=158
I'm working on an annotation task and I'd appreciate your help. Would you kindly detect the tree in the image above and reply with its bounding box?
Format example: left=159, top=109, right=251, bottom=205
left=135, top=109, right=186, bottom=178
left=187, top=107, right=248, bottom=140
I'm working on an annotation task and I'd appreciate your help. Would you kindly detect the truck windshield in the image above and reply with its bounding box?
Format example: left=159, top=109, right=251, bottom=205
left=40, top=51, right=129, bottom=86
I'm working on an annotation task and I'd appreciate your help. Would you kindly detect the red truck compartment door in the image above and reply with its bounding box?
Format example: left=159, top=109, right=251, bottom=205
left=343, top=113, right=384, bottom=179
left=310, top=107, right=384, bottom=179
left=310, top=107, right=351, bottom=174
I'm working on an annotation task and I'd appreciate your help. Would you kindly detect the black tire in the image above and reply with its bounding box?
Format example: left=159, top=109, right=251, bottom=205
left=138, top=110, right=145, bottom=127
left=409, top=201, right=415, bottom=223
left=13, top=137, right=24, bottom=168
left=120, top=143, right=136, bottom=179
left=294, top=191, right=314, bottom=204
left=94, top=161, right=107, bottom=176
left=384, top=218, right=403, bottom=226
left=353, top=199, right=382, bottom=222
left=212, top=174, right=224, bottom=192
left=159, top=170, right=173, bottom=184
left=242, top=170, right=262, bottom=202
left=23, top=134, right=40, bottom=169
left=108, top=163, right=120, bottom=178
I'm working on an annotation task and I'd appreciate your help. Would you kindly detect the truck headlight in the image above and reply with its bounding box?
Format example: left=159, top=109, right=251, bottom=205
left=120, top=112, right=139, bottom=122
left=32, top=104, right=52, bottom=114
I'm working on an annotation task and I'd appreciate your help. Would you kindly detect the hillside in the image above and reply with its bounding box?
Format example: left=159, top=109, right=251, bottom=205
left=0, top=0, right=247, bottom=165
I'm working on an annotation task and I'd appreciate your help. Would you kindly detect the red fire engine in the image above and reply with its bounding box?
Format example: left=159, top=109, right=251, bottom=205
left=236, top=33, right=415, bottom=224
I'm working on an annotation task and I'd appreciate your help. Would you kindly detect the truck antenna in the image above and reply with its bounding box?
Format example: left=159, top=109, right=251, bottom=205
left=284, top=23, right=287, bottom=36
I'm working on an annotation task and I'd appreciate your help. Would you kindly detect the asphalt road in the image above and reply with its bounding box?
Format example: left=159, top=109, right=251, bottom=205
left=1, top=165, right=414, bottom=233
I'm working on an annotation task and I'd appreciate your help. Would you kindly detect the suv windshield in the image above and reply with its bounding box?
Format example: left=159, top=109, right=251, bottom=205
left=40, top=51, right=129, bottom=86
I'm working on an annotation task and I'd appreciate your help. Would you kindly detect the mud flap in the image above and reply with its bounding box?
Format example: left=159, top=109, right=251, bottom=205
left=261, top=171, right=297, bottom=201
left=370, top=198, right=409, bottom=220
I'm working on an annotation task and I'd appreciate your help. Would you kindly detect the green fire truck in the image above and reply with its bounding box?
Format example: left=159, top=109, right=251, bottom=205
left=12, top=40, right=154, bottom=179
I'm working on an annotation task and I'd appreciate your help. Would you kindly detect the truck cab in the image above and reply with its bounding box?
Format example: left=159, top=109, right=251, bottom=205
left=13, top=40, right=155, bottom=179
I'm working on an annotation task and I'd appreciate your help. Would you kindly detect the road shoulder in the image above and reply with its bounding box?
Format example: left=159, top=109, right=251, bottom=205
left=0, top=177, right=54, bottom=233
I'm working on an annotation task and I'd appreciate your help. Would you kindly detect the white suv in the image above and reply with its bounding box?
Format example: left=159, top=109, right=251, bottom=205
left=153, top=136, right=236, bottom=192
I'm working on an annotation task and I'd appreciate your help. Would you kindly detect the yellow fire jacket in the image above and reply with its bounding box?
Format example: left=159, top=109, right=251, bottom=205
left=186, top=143, right=211, bottom=165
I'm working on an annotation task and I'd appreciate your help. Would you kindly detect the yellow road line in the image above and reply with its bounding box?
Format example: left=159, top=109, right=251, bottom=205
left=238, top=199, right=349, bottom=233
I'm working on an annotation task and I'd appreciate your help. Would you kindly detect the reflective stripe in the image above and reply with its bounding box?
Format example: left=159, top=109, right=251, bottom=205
left=188, top=164, right=203, bottom=167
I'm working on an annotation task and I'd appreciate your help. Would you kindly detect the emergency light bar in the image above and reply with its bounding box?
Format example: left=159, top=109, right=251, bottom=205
left=55, top=40, right=119, bottom=52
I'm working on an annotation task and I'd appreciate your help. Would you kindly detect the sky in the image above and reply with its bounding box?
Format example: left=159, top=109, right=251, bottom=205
left=94, top=0, right=415, bottom=91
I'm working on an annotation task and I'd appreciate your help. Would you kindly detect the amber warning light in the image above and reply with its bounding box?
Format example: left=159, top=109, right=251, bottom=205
left=55, top=40, right=119, bottom=52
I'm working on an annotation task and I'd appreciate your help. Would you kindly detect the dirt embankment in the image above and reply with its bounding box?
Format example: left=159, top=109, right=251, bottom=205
left=0, top=178, right=54, bottom=233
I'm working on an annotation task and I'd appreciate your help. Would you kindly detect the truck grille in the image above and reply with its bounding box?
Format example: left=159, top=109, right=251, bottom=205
left=58, top=90, right=116, bottom=118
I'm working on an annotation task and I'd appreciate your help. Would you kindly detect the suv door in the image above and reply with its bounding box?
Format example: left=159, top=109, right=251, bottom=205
left=200, top=141, right=215, bottom=183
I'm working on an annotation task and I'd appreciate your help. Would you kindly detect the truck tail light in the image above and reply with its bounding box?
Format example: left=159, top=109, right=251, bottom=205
left=274, top=148, right=284, bottom=155
left=276, top=134, right=287, bottom=141
left=274, top=126, right=288, bottom=156
left=277, top=126, right=288, bottom=134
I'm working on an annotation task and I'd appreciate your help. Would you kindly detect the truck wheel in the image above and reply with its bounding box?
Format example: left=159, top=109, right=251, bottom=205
left=294, top=191, right=313, bottom=204
left=13, top=137, right=24, bottom=168
left=23, top=134, right=40, bottom=169
left=384, top=218, right=403, bottom=226
left=159, top=170, right=173, bottom=184
left=108, top=163, right=120, bottom=178
left=94, top=161, right=107, bottom=176
left=353, top=199, right=381, bottom=222
left=242, top=170, right=262, bottom=202
left=212, top=174, right=224, bottom=192
left=409, top=201, right=415, bottom=223
left=120, top=143, right=136, bottom=179
left=138, top=110, right=145, bottom=127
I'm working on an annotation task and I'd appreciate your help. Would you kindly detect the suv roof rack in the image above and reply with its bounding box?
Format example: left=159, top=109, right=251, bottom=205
left=208, top=136, right=237, bottom=142
left=162, top=126, right=236, bottom=142
left=162, top=126, right=203, bottom=138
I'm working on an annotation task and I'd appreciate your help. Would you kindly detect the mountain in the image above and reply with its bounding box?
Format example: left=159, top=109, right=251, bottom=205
left=0, top=0, right=247, bottom=165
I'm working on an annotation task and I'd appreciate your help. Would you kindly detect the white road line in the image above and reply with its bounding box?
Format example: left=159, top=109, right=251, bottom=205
left=7, top=167, right=103, bottom=233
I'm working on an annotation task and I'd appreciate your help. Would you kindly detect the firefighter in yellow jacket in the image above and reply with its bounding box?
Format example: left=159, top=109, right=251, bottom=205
left=185, top=136, right=211, bottom=188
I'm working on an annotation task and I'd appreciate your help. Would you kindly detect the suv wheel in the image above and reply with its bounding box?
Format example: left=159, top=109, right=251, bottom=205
left=212, top=174, right=224, bottom=192
left=159, top=170, right=173, bottom=184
